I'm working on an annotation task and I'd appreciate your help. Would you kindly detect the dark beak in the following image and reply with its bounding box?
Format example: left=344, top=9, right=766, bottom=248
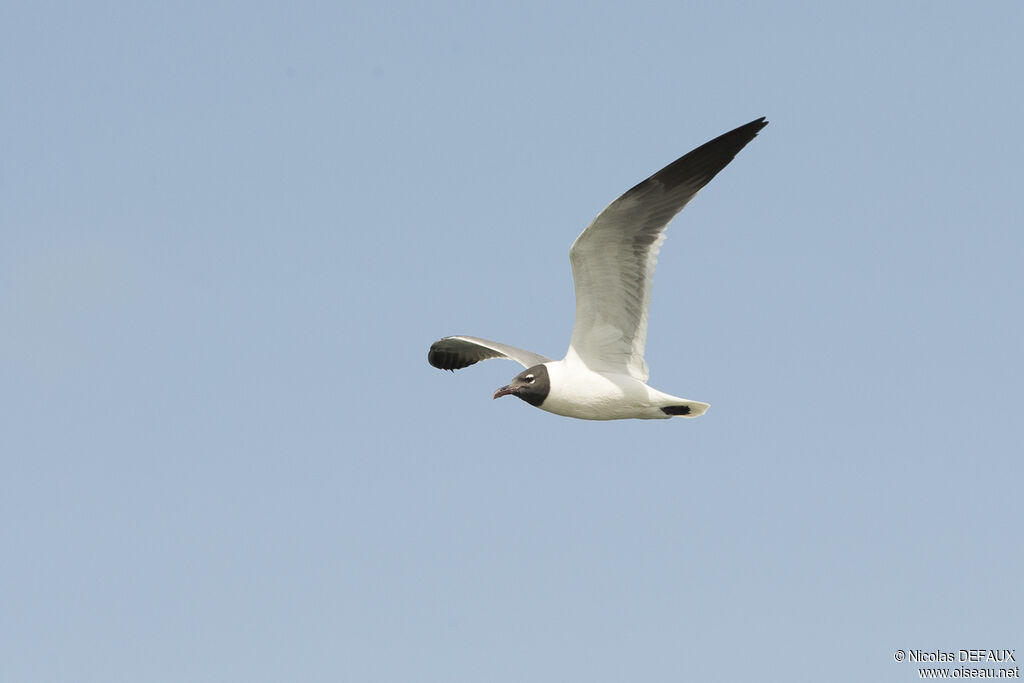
left=493, top=385, right=515, bottom=399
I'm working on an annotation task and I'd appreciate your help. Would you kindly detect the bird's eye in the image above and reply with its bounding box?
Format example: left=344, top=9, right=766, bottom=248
left=525, top=375, right=535, bottom=383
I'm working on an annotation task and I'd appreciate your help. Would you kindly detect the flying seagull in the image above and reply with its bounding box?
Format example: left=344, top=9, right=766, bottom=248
left=428, top=117, right=768, bottom=420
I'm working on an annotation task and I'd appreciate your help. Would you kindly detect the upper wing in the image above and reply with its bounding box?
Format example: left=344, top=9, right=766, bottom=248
left=428, top=335, right=552, bottom=371
left=567, top=117, right=768, bottom=380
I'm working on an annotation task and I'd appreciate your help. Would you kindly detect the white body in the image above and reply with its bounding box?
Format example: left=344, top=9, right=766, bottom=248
left=539, top=350, right=709, bottom=421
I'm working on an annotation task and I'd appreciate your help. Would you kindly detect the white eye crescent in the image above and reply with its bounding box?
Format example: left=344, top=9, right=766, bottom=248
left=525, top=375, right=535, bottom=383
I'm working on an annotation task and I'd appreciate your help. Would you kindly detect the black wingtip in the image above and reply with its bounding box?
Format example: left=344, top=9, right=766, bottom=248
left=638, top=115, right=769, bottom=195
left=428, top=344, right=476, bottom=371
left=713, top=117, right=769, bottom=150
left=721, top=116, right=769, bottom=146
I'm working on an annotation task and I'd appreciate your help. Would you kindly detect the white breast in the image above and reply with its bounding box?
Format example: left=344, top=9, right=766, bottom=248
left=538, top=354, right=673, bottom=420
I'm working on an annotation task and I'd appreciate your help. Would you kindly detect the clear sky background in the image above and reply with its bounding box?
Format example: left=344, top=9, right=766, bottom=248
left=3, top=2, right=1022, bottom=681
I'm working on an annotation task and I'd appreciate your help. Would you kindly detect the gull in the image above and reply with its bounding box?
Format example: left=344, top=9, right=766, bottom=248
left=428, top=117, right=768, bottom=420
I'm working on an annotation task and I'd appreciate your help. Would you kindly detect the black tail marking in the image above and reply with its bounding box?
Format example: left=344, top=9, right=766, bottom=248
left=661, top=405, right=691, bottom=416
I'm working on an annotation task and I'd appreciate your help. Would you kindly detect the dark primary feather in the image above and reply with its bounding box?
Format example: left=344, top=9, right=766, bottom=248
left=626, top=117, right=768, bottom=207
left=428, top=335, right=552, bottom=371
left=428, top=341, right=492, bottom=370
left=591, top=118, right=769, bottom=267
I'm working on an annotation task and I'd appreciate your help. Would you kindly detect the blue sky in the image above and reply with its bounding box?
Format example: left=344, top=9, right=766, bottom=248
left=3, top=2, right=1022, bottom=681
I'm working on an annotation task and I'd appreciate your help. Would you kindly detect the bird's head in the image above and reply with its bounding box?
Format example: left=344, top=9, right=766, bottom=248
left=493, top=364, right=550, bottom=407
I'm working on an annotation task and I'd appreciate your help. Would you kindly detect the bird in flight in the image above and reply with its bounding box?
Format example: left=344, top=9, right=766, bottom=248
left=428, top=117, right=768, bottom=420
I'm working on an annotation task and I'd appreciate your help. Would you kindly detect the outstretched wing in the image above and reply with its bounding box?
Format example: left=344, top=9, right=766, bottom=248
left=568, top=117, right=768, bottom=380
left=428, top=335, right=552, bottom=371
